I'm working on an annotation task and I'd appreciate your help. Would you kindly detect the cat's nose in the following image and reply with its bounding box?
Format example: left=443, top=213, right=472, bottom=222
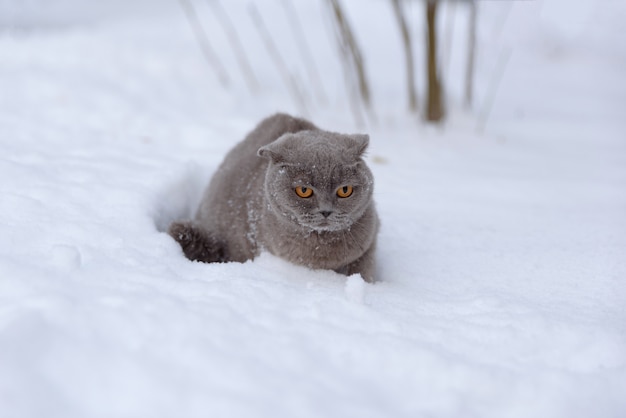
left=320, top=211, right=332, bottom=218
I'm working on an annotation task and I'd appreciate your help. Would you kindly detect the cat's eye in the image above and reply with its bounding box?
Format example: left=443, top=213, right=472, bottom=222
left=336, top=185, right=353, bottom=198
left=295, top=186, right=313, bottom=198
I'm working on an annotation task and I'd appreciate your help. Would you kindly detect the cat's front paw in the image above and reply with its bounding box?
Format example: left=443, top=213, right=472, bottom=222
left=168, top=221, right=226, bottom=263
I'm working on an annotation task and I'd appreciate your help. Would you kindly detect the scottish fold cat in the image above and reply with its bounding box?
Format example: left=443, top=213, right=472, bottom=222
left=169, top=113, right=379, bottom=282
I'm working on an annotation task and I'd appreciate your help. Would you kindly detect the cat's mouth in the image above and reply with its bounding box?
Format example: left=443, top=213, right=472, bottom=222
left=316, top=219, right=332, bottom=229
left=302, top=216, right=349, bottom=232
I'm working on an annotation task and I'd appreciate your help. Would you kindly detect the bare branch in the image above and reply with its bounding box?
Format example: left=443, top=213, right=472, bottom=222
left=465, top=0, right=477, bottom=108
left=391, top=0, right=417, bottom=112
left=207, top=0, right=258, bottom=93
left=177, top=0, right=229, bottom=87
left=477, top=48, right=511, bottom=133
left=425, top=0, right=444, bottom=122
left=280, top=0, right=328, bottom=104
left=322, top=2, right=365, bottom=128
left=327, top=0, right=371, bottom=108
left=442, top=0, right=456, bottom=79
left=248, top=4, right=309, bottom=116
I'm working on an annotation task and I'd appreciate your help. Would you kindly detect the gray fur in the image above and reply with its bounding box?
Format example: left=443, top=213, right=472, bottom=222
left=169, top=113, right=379, bottom=282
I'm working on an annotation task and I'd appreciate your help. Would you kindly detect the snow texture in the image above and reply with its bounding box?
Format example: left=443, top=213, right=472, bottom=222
left=1, top=0, right=625, bottom=417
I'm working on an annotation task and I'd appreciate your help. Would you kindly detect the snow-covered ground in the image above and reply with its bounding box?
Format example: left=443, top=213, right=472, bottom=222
left=1, top=0, right=625, bottom=417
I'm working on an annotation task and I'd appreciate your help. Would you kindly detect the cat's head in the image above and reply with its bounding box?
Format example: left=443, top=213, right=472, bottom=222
left=258, top=130, right=374, bottom=232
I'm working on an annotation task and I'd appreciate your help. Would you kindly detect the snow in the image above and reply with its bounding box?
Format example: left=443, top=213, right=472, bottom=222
left=1, top=0, right=625, bottom=417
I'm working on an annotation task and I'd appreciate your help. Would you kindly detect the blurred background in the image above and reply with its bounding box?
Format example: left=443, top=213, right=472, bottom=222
left=2, top=0, right=623, bottom=137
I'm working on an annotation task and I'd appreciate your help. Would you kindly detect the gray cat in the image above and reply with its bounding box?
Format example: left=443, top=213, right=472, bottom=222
left=168, top=113, right=379, bottom=282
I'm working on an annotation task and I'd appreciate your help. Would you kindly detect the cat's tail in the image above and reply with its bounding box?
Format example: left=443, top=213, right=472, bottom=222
left=168, top=221, right=228, bottom=263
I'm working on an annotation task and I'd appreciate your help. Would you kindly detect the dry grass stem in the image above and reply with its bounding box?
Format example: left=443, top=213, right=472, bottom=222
left=177, top=0, right=230, bottom=87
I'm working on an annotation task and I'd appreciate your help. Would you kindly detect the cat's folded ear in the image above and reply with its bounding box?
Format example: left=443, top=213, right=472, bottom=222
left=257, top=144, right=279, bottom=162
left=257, top=133, right=292, bottom=163
left=257, top=144, right=283, bottom=163
left=349, top=134, right=370, bottom=159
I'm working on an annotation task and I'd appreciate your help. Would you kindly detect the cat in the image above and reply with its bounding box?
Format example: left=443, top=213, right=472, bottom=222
left=168, top=113, right=379, bottom=282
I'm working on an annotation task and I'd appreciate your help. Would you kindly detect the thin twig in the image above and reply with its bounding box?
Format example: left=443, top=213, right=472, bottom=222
left=207, top=0, right=258, bottom=93
left=476, top=47, right=511, bottom=133
left=465, top=0, right=477, bottom=108
left=248, top=4, right=309, bottom=117
left=337, top=30, right=366, bottom=128
left=280, top=0, right=328, bottom=104
left=391, top=0, right=417, bottom=112
left=442, top=0, right=456, bottom=80
left=320, top=0, right=364, bottom=127
left=177, top=0, right=229, bottom=87
left=327, top=0, right=371, bottom=108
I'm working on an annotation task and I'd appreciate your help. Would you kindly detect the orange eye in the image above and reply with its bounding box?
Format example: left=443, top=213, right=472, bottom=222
left=295, top=186, right=313, bottom=198
left=336, top=185, right=353, bottom=198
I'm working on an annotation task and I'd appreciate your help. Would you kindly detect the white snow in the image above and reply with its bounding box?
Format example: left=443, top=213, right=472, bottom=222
left=1, top=0, right=625, bottom=417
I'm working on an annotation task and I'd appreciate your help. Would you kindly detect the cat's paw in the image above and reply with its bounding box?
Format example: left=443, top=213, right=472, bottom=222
left=168, top=221, right=226, bottom=263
